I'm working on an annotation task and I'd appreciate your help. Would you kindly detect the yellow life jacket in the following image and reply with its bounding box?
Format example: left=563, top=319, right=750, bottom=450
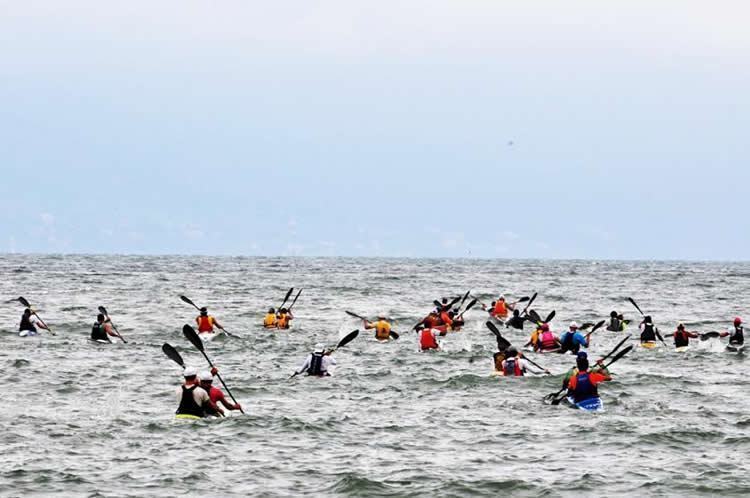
left=263, top=313, right=277, bottom=328
left=374, top=320, right=391, bottom=340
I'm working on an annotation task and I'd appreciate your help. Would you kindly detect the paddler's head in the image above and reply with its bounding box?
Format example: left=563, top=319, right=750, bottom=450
left=610, top=311, right=618, bottom=318
left=513, top=309, right=520, bottom=317
left=569, top=321, right=578, bottom=331
left=23, top=308, right=31, bottom=316
left=541, top=323, right=550, bottom=332
left=576, top=357, right=589, bottom=372
left=198, top=371, right=213, bottom=389
left=734, top=317, right=743, bottom=326
left=677, top=323, right=685, bottom=330
left=644, top=315, right=653, bottom=325
left=314, top=343, right=326, bottom=354
left=200, top=307, right=208, bottom=316
left=97, top=313, right=105, bottom=323
left=268, top=307, right=275, bottom=314
left=183, top=367, right=198, bottom=384
left=377, top=313, right=387, bottom=320
left=441, top=297, right=448, bottom=305
left=506, top=346, right=519, bottom=358
left=498, top=295, right=505, bottom=301
left=279, top=308, right=288, bottom=314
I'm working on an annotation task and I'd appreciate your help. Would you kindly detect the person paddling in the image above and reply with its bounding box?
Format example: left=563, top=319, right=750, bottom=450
left=276, top=307, right=294, bottom=329
left=294, top=343, right=336, bottom=376
left=559, top=322, right=589, bottom=354
left=606, top=311, right=626, bottom=332
left=639, top=315, right=663, bottom=346
left=199, top=370, right=242, bottom=415
left=19, top=308, right=49, bottom=337
left=561, top=351, right=608, bottom=389
left=364, top=314, right=393, bottom=341
left=500, top=347, right=549, bottom=376
left=720, top=317, right=744, bottom=347
left=506, top=309, right=526, bottom=330
left=418, top=326, right=441, bottom=351
left=91, top=313, right=119, bottom=343
left=196, top=307, right=223, bottom=336
left=263, top=308, right=277, bottom=328
left=535, top=323, right=561, bottom=353
left=176, top=367, right=219, bottom=419
left=666, top=323, right=699, bottom=349
left=565, top=356, right=612, bottom=405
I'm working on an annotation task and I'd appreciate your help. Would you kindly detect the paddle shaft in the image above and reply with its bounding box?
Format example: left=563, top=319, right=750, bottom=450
left=196, top=349, right=244, bottom=413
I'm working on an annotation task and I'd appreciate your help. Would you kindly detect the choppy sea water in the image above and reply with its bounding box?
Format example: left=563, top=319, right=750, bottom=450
left=1, top=255, right=749, bottom=497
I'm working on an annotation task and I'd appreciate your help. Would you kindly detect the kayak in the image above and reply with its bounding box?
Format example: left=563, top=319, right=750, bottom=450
left=174, top=413, right=202, bottom=420
left=675, top=345, right=690, bottom=353
left=91, top=338, right=111, bottom=344
left=726, top=344, right=745, bottom=353
left=640, top=341, right=659, bottom=349
left=565, top=396, right=604, bottom=412
left=18, top=330, right=40, bottom=337
left=199, top=331, right=224, bottom=342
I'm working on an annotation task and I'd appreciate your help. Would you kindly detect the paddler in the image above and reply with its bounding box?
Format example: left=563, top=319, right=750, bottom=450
left=565, top=356, right=612, bottom=405
left=263, top=308, right=277, bottom=328
left=450, top=310, right=465, bottom=331
left=483, top=295, right=514, bottom=320
left=276, top=307, right=294, bottom=329
left=19, top=308, right=49, bottom=336
left=500, top=347, right=549, bottom=376
left=639, top=315, right=663, bottom=345
left=506, top=309, right=526, bottom=330
left=561, top=351, right=608, bottom=389
left=559, top=321, right=589, bottom=354
left=719, top=317, right=744, bottom=346
left=418, top=326, right=440, bottom=351
left=364, top=314, right=393, bottom=341
left=524, top=322, right=545, bottom=349
left=176, top=367, right=219, bottom=419
left=199, top=369, right=242, bottom=415
left=606, top=311, right=626, bottom=331
left=666, top=323, right=699, bottom=349
left=91, top=313, right=119, bottom=342
left=196, top=307, right=223, bottom=336
left=535, top=323, right=561, bottom=353
left=294, top=343, right=336, bottom=376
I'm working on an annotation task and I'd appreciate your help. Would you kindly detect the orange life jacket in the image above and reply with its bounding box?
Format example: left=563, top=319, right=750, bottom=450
left=420, top=329, right=439, bottom=350
left=493, top=300, right=508, bottom=318
left=196, top=315, right=214, bottom=333
left=276, top=313, right=290, bottom=329
left=440, top=311, right=453, bottom=327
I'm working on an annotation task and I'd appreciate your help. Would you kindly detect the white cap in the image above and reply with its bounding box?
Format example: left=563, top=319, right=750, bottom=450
left=183, top=367, right=197, bottom=377
left=377, top=313, right=387, bottom=319
left=570, top=321, right=579, bottom=328
left=499, top=295, right=505, bottom=300
left=198, top=371, right=213, bottom=381
left=314, top=343, right=325, bottom=353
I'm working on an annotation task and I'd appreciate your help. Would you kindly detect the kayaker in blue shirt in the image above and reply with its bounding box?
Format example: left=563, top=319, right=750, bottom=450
left=559, top=321, right=589, bottom=354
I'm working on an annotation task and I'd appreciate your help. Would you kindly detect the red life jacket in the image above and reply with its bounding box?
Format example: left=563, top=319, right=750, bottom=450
left=494, top=301, right=508, bottom=318
left=440, top=311, right=453, bottom=327
left=503, top=357, right=523, bottom=376
left=420, top=329, right=439, bottom=350
left=197, top=316, right=214, bottom=333
left=539, top=331, right=557, bottom=350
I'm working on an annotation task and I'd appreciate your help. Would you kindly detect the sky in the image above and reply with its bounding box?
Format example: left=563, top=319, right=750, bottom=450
left=1, top=1, right=749, bottom=260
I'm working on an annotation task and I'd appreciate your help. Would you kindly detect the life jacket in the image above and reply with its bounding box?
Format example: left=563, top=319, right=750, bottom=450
left=277, top=313, right=290, bottom=329
left=503, top=358, right=523, bottom=376
left=374, top=321, right=391, bottom=340
left=439, top=312, right=453, bottom=327
left=572, top=372, right=598, bottom=403
left=196, top=315, right=214, bottom=333
left=607, top=318, right=621, bottom=332
left=419, top=329, right=439, bottom=350
left=640, top=323, right=656, bottom=342
left=19, top=314, right=36, bottom=332
left=561, top=332, right=581, bottom=353
left=493, top=301, right=508, bottom=318
left=539, top=331, right=557, bottom=350
left=91, top=322, right=109, bottom=342
left=176, top=385, right=205, bottom=417
left=424, top=315, right=439, bottom=328
left=674, top=330, right=689, bottom=347
left=307, top=352, right=325, bottom=376
left=730, top=326, right=744, bottom=345
left=263, top=313, right=277, bottom=328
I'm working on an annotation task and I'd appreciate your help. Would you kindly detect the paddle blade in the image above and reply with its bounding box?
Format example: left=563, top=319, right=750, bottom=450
left=605, top=345, right=633, bottom=368
left=433, top=300, right=442, bottom=308
left=98, top=305, right=108, bottom=316
left=180, top=295, right=197, bottom=308
left=591, top=320, right=606, bottom=333
left=448, top=296, right=461, bottom=308
left=280, top=287, right=294, bottom=308
left=162, top=343, right=185, bottom=367
left=289, top=288, right=303, bottom=310
left=463, top=299, right=477, bottom=313
left=17, top=296, right=31, bottom=308
left=528, top=310, right=542, bottom=324
left=517, top=296, right=530, bottom=303
left=521, top=292, right=537, bottom=314
left=486, top=321, right=511, bottom=350
left=459, top=290, right=471, bottom=307
left=390, top=331, right=400, bottom=340
left=701, top=331, right=720, bottom=341
left=182, top=324, right=205, bottom=353
left=336, top=329, right=359, bottom=350
left=627, top=297, right=644, bottom=316
left=544, top=310, right=556, bottom=324
left=345, top=310, right=366, bottom=321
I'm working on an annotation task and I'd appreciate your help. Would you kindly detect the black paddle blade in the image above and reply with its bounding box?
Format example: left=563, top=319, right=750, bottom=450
left=180, top=295, right=197, bottom=308
left=289, top=289, right=303, bottom=309
left=701, top=331, right=720, bottom=341
left=280, top=287, right=294, bottom=308
left=521, top=293, right=537, bottom=314
left=627, top=297, right=644, bottom=316
left=162, top=343, right=185, bottom=367
left=389, top=331, right=400, bottom=340
left=98, top=305, right=108, bottom=316
left=486, top=321, right=511, bottom=350
left=182, top=324, right=205, bottom=353
left=528, top=310, right=542, bottom=323
left=337, top=329, right=360, bottom=349
left=544, top=310, right=556, bottom=324
left=591, top=320, right=606, bottom=333
left=433, top=300, right=442, bottom=308
left=517, top=296, right=530, bottom=303
left=459, top=290, right=471, bottom=307
left=605, top=345, right=633, bottom=368
left=463, top=299, right=477, bottom=313
left=448, top=296, right=461, bottom=308
left=579, top=322, right=594, bottom=330
left=345, top=310, right=366, bottom=321
left=17, top=296, right=31, bottom=308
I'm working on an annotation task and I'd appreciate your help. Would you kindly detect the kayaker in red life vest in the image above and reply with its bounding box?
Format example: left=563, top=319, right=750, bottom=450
left=196, top=307, right=223, bottom=334
left=566, top=356, right=612, bottom=403
left=665, top=323, right=699, bottom=348
left=501, top=347, right=549, bottom=376
left=418, top=326, right=440, bottom=351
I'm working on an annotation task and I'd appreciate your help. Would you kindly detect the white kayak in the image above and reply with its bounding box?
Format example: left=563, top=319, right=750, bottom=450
left=726, top=344, right=745, bottom=353
left=199, top=331, right=224, bottom=342
left=675, top=345, right=690, bottom=353
left=18, top=330, right=41, bottom=337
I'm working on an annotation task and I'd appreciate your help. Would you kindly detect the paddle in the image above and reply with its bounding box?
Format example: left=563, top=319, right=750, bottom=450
left=98, top=305, right=127, bottom=343
left=578, top=322, right=595, bottom=331
left=17, top=296, right=55, bottom=335
left=486, top=321, right=511, bottom=350
left=180, top=295, right=234, bottom=337
left=458, top=290, right=471, bottom=309
left=551, top=345, right=634, bottom=405
left=162, top=343, right=185, bottom=367
left=528, top=310, right=542, bottom=324
left=457, top=299, right=477, bottom=319
left=584, top=320, right=607, bottom=340
left=627, top=297, right=667, bottom=347
left=700, top=331, right=721, bottom=341
left=602, top=334, right=632, bottom=362
left=544, top=310, right=556, bottom=324
left=182, top=325, right=244, bottom=414
left=345, top=311, right=399, bottom=340
left=279, top=287, right=294, bottom=309
left=519, top=353, right=550, bottom=375
left=288, top=289, right=303, bottom=311
left=521, top=292, right=537, bottom=316
left=329, top=329, right=360, bottom=353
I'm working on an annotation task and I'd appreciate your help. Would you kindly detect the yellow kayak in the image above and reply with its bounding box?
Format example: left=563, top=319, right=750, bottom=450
left=174, top=414, right=202, bottom=420
left=640, top=341, right=658, bottom=349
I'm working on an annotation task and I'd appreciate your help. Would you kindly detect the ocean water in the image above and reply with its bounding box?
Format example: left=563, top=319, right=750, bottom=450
left=1, top=255, right=749, bottom=497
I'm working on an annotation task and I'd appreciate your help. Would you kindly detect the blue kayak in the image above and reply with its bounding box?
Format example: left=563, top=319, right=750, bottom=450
left=566, top=396, right=603, bottom=412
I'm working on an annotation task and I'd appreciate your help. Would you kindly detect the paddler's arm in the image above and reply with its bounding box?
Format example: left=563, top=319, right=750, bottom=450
left=295, top=356, right=311, bottom=375
left=688, top=331, right=700, bottom=338
left=213, top=318, right=223, bottom=329
left=363, top=320, right=375, bottom=330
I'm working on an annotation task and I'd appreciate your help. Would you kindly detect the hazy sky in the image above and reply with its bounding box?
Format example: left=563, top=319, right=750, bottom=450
left=2, top=1, right=749, bottom=260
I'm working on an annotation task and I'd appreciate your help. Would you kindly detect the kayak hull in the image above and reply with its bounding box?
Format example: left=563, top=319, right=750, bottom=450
left=640, top=341, right=658, bottom=349
left=675, top=346, right=689, bottom=353
left=726, top=344, right=745, bottom=353
left=199, top=331, right=224, bottom=342
left=566, top=396, right=604, bottom=412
